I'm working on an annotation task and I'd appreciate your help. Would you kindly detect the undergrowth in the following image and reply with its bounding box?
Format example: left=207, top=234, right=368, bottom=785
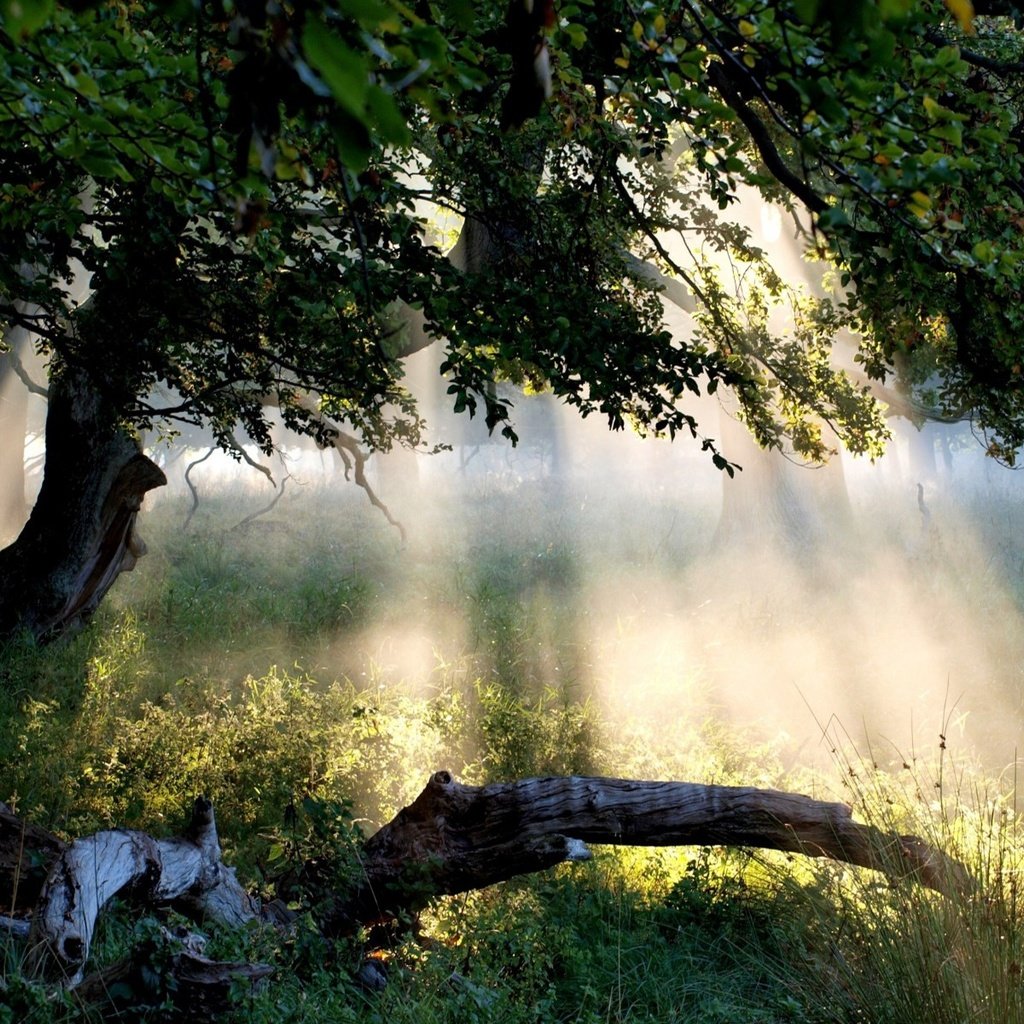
left=2, top=479, right=1024, bottom=1022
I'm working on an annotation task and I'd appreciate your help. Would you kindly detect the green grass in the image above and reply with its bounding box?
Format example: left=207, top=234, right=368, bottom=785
left=4, top=472, right=1024, bottom=1022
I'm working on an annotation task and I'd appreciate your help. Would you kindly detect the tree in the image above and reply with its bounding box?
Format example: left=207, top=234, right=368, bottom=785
left=2, top=0, right=1023, bottom=641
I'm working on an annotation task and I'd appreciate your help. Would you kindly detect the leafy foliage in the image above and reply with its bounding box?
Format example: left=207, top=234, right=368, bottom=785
left=12, top=0, right=1021, bottom=471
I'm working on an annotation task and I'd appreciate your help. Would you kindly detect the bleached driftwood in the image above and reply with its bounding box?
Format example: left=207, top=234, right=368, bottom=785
left=27, top=796, right=261, bottom=985
left=320, top=772, right=974, bottom=933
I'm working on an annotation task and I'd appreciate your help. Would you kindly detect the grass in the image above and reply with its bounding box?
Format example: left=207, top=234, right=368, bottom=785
left=3, top=464, right=1024, bottom=1022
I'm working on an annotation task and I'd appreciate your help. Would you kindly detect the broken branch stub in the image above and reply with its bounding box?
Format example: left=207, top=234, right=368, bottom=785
left=27, top=797, right=261, bottom=985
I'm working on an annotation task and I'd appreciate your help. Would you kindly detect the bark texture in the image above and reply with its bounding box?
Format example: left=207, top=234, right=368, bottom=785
left=321, top=771, right=973, bottom=934
left=0, top=365, right=165, bottom=641
left=27, top=797, right=260, bottom=985
left=2, top=775, right=973, bottom=1015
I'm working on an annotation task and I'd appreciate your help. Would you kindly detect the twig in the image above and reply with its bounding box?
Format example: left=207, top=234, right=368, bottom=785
left=183, top=447, right=216, bottom=530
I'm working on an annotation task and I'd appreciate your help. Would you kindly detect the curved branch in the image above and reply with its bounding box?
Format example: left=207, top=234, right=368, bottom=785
left=183, top=446, right=216, bottom=530
left=4, top=342, right=47, bottom=398
left=705, top=62, right=827, bottom=215
left=231, top=472, right=291, bottom=532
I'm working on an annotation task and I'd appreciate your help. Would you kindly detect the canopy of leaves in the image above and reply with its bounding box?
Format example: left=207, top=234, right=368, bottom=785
left=1, top=0, right=1023, bottom=464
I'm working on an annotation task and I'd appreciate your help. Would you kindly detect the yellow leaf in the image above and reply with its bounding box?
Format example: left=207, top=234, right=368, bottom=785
left=614, top=56, right=630, bottom=68
left=743, top=52, right=756, bottom=67
left=922, top=95, right=941, bottom=119
left=653, top=13, right=666, bottom=34
left=944, top=0, right=976, bottom=34
left=632, top=20, right=643, bottom=41
left=909, top=191, right=933, bottom=218
left=738, top=18, right=756, bottom=38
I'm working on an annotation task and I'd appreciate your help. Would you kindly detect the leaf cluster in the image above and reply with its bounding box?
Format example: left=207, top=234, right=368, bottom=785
left=4, top=0, right=1024, bottom=463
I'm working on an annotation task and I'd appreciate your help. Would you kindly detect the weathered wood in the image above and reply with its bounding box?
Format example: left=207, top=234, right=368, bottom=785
left=0, top=364, right=166, bottom=642
left=320, top=772, right=973, bottom=934
left=6, top=773, right=974, bottom=1010
left=27, top=797, right=261, bottom=985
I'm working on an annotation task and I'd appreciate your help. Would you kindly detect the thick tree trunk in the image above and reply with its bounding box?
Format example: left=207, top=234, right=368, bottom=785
left=0, top=365, right=165, bottom=642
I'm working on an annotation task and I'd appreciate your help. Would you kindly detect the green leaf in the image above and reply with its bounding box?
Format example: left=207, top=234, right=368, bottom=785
left=330, top=115, right=372, bottom=172
left=0, top=0, right=53, bottom=40
left=302, top=22, right=369, bottom=124
left=365, top=87, right=411, bottom=147
left=338, top=0, right=396, bottom=30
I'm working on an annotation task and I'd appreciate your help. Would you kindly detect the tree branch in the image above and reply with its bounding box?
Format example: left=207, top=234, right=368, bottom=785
left=320, top=772, right=974, bottom=934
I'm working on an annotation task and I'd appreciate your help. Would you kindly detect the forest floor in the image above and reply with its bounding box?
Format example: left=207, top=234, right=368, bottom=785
left=3, top=455, right=1024, bottom=1023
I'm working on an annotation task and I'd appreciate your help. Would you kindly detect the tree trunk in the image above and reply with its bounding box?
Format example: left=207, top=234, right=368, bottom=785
left=0, top=335, right=30, bottom=542
left=714, top=405, right=853, bottom=550
left=0, top=774, right=972, bottom=1015
left=0, top=364, right=165, bottom=642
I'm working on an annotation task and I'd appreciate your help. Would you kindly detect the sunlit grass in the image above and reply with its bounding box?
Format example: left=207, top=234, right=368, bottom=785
left=4, top=470, right=1024, bottom=1021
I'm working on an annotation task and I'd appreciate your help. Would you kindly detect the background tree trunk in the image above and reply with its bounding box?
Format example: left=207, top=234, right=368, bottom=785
left=0, top=332, right=30, bottom=543
left=714, top=405, right=853, bottom=550
left=0, top=364, right=165, bottom=642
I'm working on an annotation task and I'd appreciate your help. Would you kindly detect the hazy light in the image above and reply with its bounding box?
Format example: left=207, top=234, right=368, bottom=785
left=760, top=204, right=783, bottom=243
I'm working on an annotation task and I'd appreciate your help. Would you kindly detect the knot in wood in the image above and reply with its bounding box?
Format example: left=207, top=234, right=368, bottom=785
left=431, top=771, right=452, bottom=786
left=62, top=936, right=84, bottom=964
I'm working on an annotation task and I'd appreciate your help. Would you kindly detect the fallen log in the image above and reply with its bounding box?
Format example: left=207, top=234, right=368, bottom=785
left=0, top=800, right=65, bottom=913
left=320, top=772, right=974, bottom=933
left=71, top=927, right=274, bottom=1019
left=2, top=773, right=974, bottom=1014
left=27, top=797, right=263, bottom=986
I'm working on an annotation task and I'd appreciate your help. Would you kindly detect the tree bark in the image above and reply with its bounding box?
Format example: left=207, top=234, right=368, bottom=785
left=2, top=774, right=972, bottom=1013
left=320, top=771, right=973, bottom=934
left=0, top=364, right=165, bottom=642
left=27, top=797, right=261, bottom=985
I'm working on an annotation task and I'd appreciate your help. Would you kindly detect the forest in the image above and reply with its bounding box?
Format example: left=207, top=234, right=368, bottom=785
left=4, top=0, right=1024, bottom=1020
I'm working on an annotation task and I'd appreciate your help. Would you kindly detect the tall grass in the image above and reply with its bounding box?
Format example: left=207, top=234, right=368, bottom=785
left=2, top=473, right=1024, bottom=1022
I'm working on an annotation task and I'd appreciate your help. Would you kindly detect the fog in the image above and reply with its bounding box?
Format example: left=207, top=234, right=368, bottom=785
left=5, top=187, right=1024, bottom=784
left=123, top=387, right=1024, bottom=784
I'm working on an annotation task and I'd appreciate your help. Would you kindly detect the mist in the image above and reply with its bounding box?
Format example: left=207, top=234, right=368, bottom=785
left=130, top=388, right=1024, bottom=788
